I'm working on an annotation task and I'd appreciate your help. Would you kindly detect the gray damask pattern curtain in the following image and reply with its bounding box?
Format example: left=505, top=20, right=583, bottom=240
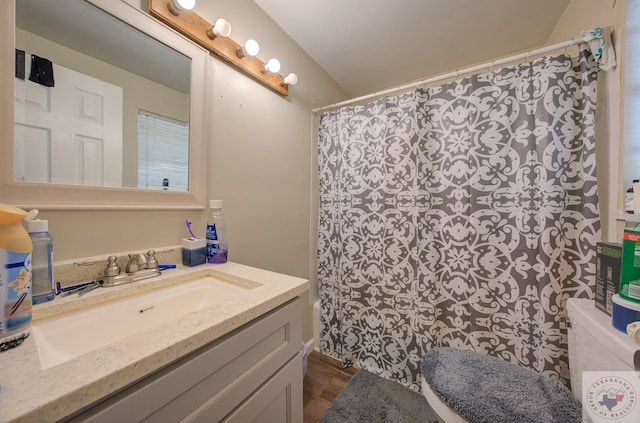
left=317, top=48, right=600, bottom=391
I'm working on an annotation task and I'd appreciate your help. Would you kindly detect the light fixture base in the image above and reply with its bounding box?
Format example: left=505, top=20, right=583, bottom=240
left=149, top=0, right=289, bottom=96
left=167, top=1, right=180, bottom=15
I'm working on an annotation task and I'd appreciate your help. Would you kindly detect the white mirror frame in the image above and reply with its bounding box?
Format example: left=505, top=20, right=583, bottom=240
left=0, top=0, right=207, bottom=210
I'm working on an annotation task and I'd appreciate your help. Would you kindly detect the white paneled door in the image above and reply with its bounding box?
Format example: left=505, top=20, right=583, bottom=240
left=14, top=58, right=123, bottom=187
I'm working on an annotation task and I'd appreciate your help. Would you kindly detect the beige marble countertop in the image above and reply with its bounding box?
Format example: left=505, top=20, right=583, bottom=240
left=0, top=262, right=308, bottom=423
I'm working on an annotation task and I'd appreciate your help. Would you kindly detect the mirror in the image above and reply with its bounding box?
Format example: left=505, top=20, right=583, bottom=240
left=0, top=0, right=207, bottom=209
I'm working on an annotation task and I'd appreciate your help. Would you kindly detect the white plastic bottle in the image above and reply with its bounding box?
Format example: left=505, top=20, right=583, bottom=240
left=626, top=179, right=639, bottom=213
left=24, top=210, right=55, bottom=304
left=206, top=200, right=228, bottom=264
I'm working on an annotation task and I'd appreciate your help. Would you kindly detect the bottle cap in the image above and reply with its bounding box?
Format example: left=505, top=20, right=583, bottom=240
left=209, top=200, right=223, bottom=209
left=24, top=209, right=48, bottom=233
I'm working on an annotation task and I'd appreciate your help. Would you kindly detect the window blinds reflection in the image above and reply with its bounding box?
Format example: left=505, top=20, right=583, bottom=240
left=137, top=110, right=189, bottom=191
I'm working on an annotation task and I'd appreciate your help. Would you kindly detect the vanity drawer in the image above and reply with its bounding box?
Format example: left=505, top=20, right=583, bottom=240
left=67, top=297, right=303, bottom=423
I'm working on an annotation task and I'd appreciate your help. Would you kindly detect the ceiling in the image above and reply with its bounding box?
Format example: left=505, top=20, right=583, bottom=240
left=254, top=0, right=571, bottom=98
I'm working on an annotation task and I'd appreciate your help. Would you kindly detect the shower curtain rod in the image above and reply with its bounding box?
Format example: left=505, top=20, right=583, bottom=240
left=312, top=34, right=586, bottom=114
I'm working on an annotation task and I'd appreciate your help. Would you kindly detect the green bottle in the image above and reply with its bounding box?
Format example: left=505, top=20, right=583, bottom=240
left=619, top=223, right=640, bottom=303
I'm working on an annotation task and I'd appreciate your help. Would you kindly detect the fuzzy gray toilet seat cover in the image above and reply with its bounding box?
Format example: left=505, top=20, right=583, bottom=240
left=420, top=347, right=582, bottom=423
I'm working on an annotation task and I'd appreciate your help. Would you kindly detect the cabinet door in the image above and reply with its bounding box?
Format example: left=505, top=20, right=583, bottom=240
left=66, top=297, right=303, bottom=423
left=214, top=353, right=303, bottom=423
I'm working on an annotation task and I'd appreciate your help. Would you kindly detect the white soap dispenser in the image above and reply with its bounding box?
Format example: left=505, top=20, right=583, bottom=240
left=24, top=209, right=55, bottom=304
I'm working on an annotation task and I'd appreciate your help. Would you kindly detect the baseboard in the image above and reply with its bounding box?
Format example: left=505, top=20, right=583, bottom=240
left=305, top=338, right=316, bottom=352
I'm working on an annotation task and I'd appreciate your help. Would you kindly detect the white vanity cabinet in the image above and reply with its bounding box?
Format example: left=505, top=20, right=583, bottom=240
left=65, top=297, right=304, bottom=423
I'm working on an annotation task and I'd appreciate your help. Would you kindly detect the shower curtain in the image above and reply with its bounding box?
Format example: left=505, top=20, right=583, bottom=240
left=317, top=47, right=601, bottom=391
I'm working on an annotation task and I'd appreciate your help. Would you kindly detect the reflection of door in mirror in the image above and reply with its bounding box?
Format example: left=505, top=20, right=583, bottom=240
left=14, top=56, right=123, bottom=186
left=2, top=0, right=207, bottom=209
left=14, top=0, right=192, bottom=193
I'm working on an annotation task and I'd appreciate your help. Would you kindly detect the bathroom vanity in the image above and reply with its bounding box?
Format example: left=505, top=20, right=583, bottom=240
left=0, top=262, right=309, bottom=422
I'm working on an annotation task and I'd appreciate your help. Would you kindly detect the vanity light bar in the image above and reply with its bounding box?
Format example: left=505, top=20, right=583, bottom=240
left=149, top=0, right=296, bottom=96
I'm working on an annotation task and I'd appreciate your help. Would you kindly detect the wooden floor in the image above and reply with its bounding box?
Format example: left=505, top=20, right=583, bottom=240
left=303, top=350, right=360, bottom=423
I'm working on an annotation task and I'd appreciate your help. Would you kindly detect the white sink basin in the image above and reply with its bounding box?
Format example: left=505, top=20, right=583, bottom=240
left=31, top=275, right=259, bottom=369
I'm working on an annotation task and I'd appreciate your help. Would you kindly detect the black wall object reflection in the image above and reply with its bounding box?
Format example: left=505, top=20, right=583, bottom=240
left=29, top=54, right=55, bottom=87
left=15, top=49, right=25, bottom=80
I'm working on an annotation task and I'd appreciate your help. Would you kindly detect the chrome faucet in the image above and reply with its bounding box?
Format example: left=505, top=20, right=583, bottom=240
left=63, top=251, right=163, bottom=297
left=104, top=250, right=161, bottom=287
left=126, top=253, right=148, bottom=273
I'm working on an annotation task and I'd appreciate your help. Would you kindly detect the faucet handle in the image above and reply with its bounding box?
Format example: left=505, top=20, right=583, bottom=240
left=104, top=255, right=120, bottom=277
left=147, top=250, right=158, bottom=269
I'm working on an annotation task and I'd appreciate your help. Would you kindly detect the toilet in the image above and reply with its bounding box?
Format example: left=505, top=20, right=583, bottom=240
left=420, top=297, right=640, bottom=423
left=566, top=297, right=639, bottom=401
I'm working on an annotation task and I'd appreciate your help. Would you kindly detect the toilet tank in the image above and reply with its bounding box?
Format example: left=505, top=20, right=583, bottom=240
left=566, top=298, right=640, bottom=402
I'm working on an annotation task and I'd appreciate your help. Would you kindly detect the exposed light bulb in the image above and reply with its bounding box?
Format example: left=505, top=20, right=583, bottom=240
left=206, top=18, right=232, bottom=39
left=283, top=73, right=298, bottom=86
left=176, top=0, right=196, bottom=9
left=261, top=58, right=281, bottom=74
left=236, top=39, right=260, bottom=58
left=168, top=0, right=195, bottom=15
